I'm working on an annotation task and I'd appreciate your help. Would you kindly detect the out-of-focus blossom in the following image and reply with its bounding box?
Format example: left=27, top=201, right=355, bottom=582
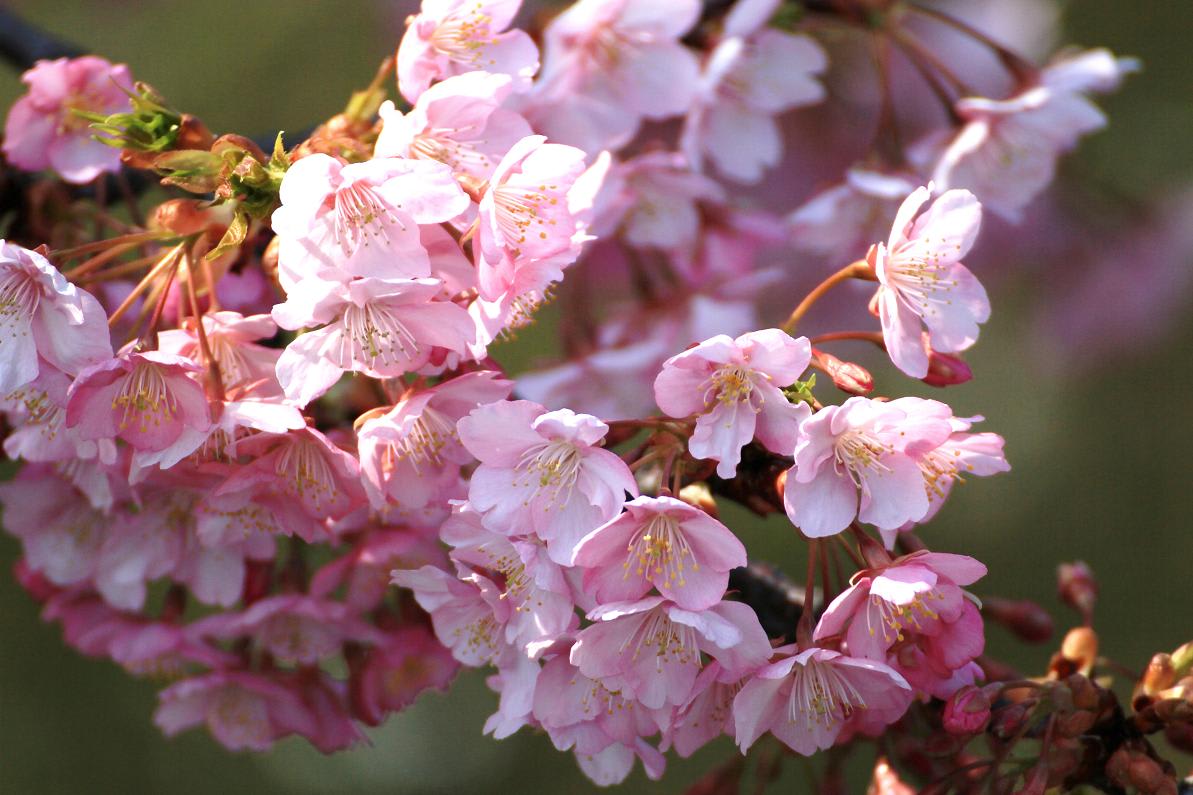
left=683, top=0, right=827, bottom=183
left=3, top=56, right=132, bottom=183
left=923, top=48, right=1138, bottom=221
left=525, top=0, right=701, bottom=152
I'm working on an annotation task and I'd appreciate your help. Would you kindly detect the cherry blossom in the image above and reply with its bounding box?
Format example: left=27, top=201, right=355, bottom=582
left=733, top=646, right=913, bottom=755
left=270, top=154, right=469, bottom=290
left=457, top=399, right=638, bottom=564
left=375, top=71, right=533, bottom=180
left=655, top=329, right=812, bottom=478
left=0, top=241, right=112, bottom=393
left=870, top=186, right=989, bottom=378
left=273, top=277, right=475, bottom=406
left=783, top=396, right=953, bottom=538
left=397, top=0, right=539, bottom=103
left=572, top=495, right=746, bottom=610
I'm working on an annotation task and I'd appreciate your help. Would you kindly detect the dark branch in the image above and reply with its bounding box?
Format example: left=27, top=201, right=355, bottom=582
left=0, top=7, right=82, bottom=71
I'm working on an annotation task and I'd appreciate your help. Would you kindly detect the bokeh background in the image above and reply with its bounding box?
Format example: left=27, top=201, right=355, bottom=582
left=1, top=1, right=1190, bottom=792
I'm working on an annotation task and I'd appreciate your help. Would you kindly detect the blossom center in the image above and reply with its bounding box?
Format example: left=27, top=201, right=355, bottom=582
left=886, top=246, right=961, bottom=319
left=274, top=436, right=337, bottom=508
left=789, top=657, right=868, bottom=730
left=0, top=266, right=41, bottom=328
left=492, top=183, right=561, bottom=252
left=619, top=608, right=700, bottom=667
left=702, top=364, right=761, bottom=410
left=429, top=6, right=498, bottom=64
left=624, top=513, right=698, bottom=587
left=386, top=405, right=456, bottom=473
left=112, top=362, right=180, bottom=433
left=833, top=430, right=893, bottom=486
left=334, top=181, right=402, bottom=256
left=513, top=439, right=582, bottom=509
left=341, top=300, right=419, bottom=370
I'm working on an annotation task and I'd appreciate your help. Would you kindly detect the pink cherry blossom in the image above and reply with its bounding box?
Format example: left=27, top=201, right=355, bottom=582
left=569, top=596, right=771, bottom=709
left=654, top=329, right=812, bottom=478
left=683, top=0, right=827, bottom=183
left=925, top=48, right=1138, bottom=221
left=870, top=185, right=989, bottom=378
left=66, top=349, right=211, bottom=453
left=207, top=426, right=367, bottom=542
left=270, top=154, right=469, bottom=291
left=441, top=505, right=578, bottom=652
left=526, top=0, right=701, bottom=151
left=474, top=135, right=590, bottom=298
left=814, top=551, right=986, bottom=666
left=457, top=399, right=638, bottom=564
left=783, top=396, right=953, bottom=538
left=0, top=240, right=112, bottom=392
left=375, top=71, right=533, bottom=180
left=532, top=651, right=669, bottom=786
left=663, top=661, right=746, bottom=757
left=391, top=564, right=505, bottom=665
left=3, top=56, right=132, bottom=183
left=273, top=277, right=475, bottom=407
left=357, top=370, right=511, bottom=511
left=2, top=362, right=117, bottom=466
left=733, top=646, right=912, bottom=755
left=613, top=152, right=727, bottom=251
left=154, top=671, right=319, bottom=752
left=397, top=0, right=539, bottom=103
left=572, top=495, right=746, bottom=610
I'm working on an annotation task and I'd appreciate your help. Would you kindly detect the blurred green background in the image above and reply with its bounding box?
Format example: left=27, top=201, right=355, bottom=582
left=1, top=1, right=1190, bottom=792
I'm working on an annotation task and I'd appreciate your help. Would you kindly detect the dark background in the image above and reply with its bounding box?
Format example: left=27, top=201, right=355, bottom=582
left=0, top=1, right=1190, bottom=792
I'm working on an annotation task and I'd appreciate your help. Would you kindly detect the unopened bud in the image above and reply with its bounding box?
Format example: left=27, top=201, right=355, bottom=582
left=1172, top=641, right=1193, bottom=677
left=175, top=113, right=215, bottom=150
left=990, top=699, right=1035, bottom=740
left=943, top=685, right=991, bottom=735
left=922, top=347, right=973, bottom=387
left=983, top=597, right=1054, bottom=643
left=1057, top=560, right=1098, bottom=619
left=1140, top=654, right=1177, bottom=699
left=813, top=349, right=873, bottom=395
left=1061, top=627, right=1099, bottom=673
left=150, top=198, right=214, bottom=236
left=678, top=482, right=719, bottom=519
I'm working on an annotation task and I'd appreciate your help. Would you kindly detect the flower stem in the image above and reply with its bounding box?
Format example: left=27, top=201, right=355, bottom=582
left=781, top=260, right=874, bottom=335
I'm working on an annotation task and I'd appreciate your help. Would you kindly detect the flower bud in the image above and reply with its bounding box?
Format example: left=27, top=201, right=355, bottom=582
left=678, top=482, right=719, bottom=519
left=1172, top=641, right=1193, bottom=677
left=983, top=597, right=1054, bottom=643
left=1138, top=654, right=1177, bottom=701
left=1061, top=627, right=1099, bottom=673
left=943, top=685, right=991, bottom=735
left=812, top=349, right=873, bottom=395
left=150, top=198, right=215, bottom=236
left=921, top=347, right=973, bottom=387
left=1057, top=560, right=1097, bottom=619
left=990, top=699, right=1035, bottom=740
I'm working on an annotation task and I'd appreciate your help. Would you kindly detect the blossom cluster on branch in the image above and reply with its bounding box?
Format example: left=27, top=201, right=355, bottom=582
left=0, top=0, right=1188, bottom=792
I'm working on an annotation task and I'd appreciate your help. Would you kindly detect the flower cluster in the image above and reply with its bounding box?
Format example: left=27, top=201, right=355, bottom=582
left=2, top=0, right=1177, bottom=792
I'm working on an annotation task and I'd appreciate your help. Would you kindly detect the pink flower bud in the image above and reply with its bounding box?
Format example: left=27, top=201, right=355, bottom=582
left=813, top=348, right=873, bottom=395
left=942, top=685, right=991, bottom=735
left=1057, top=560, right=1098, bottom=619
left=921, top=346, right=973, bottom=387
